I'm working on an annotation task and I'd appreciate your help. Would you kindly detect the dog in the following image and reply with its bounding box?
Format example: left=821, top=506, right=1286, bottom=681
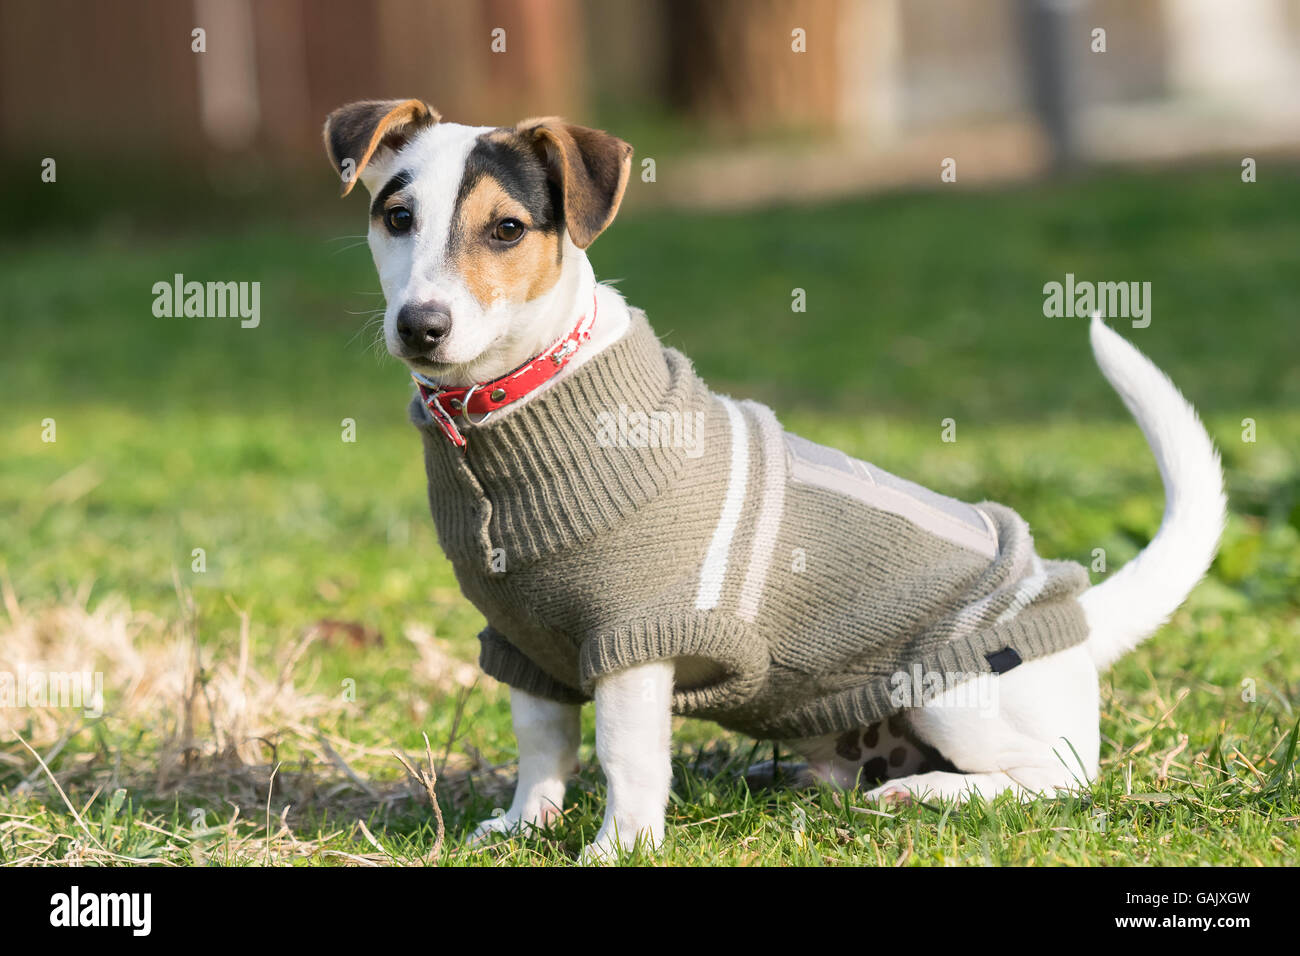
left=322, top=99, right=1226, bottom=861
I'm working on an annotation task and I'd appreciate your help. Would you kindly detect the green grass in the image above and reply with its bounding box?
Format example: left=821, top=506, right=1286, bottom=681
left=1, top=166, right=1298, bottom=865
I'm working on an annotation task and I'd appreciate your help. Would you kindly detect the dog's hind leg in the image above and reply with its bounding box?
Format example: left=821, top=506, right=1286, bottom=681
left=779, top=717, right=942, bottom=790
left=865, top=643, right=1101, bottom=805
left=468, top=687, right=580, bottom=842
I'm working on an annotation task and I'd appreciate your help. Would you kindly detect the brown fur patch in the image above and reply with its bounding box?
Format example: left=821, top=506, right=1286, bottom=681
left=452, top=175, right=563, bottom=307
left=514, top=117, right=633, bottom=248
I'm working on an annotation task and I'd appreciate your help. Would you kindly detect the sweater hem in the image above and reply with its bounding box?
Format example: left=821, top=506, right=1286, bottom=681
left=736, top=598, right=1090, bottom=740
left=579, top=611, right=769, bottom=715
left=478, top=626, right=590, bottom=704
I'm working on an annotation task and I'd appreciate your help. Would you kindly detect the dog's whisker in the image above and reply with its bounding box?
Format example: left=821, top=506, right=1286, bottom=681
left=346, top=325, right=380, bottom=350
left=331, top=241, right=371, bottom=256
left=368, top=327, right=391, bottom=366
left=345, top=314, right=387, bottom=350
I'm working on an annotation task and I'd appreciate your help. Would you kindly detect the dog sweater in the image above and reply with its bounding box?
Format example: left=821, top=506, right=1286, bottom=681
left=410, top=309, right=1091, bottom=740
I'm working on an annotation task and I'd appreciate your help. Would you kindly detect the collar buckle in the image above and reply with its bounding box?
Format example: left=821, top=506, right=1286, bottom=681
left=459, top=381, right=494, bottom=427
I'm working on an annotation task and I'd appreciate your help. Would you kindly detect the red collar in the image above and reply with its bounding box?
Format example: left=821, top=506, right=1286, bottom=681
left=413, top=291, right=598, bottom=448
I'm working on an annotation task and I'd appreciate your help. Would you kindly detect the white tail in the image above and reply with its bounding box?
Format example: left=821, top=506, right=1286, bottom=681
left=1080, top=314, right=1226, bottom=671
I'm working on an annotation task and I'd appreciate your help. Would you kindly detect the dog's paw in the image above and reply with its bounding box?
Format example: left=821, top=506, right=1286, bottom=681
left=466, top=811, right=524, bottom=845
left=864, top=770, right=1015, bottom=805
left=467, top=804, right=560, bottom=845
left=864, top=783, right=918, bottom=808
left=578, top=823, right=662, bottom=865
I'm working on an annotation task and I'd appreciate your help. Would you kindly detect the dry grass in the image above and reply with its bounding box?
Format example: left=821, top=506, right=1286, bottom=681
left=0, top=577, right=480, bottom=865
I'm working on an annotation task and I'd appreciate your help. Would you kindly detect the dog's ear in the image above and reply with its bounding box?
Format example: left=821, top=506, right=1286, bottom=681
left=516, top=118, right=632, bottom=248
left=323, top=99, right=440, bottom=197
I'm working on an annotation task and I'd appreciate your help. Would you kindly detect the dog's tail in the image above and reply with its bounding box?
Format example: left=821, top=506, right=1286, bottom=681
left=1078, top=314, right=1226, bottom=672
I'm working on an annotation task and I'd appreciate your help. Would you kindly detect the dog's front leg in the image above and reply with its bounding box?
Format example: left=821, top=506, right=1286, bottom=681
left=581, top=660, right=674, bottom=863
left=469, top=687, right=580, bottom=842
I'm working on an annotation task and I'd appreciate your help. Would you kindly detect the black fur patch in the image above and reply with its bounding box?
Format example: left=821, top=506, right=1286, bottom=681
left=327, top=103, right=393, bottom=174
left=370, top=169, right=412, bottom=219
left=448, top=134, right=561, bottom=257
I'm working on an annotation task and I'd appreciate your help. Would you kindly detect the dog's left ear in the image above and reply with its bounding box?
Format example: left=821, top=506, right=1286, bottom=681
left=517, top=118, right=633, bottom=248
left=323, top=98, right=440, bottom=197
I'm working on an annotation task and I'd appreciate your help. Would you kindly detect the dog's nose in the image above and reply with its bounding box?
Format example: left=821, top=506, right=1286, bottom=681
left=395, top=302, right=452, bottom=351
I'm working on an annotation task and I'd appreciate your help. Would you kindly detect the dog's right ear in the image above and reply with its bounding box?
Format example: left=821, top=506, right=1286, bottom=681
left=323, top=99, right=440, bottom=197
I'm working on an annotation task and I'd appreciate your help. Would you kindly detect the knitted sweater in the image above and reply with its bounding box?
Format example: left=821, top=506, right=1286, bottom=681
left=409, top=309, right=1091, bottom=740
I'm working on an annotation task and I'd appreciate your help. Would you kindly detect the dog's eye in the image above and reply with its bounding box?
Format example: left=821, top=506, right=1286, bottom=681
left=493, top=218, right=525, bottom=243
left=385, top=206, right=413, bottom=233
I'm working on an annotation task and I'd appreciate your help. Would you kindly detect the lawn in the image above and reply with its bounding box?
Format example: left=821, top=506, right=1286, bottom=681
left=1, top=166, right=1297, bottom=865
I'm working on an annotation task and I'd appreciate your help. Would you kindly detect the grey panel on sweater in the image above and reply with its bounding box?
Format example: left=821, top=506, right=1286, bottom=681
left=784, top=433, right=997, bottom=559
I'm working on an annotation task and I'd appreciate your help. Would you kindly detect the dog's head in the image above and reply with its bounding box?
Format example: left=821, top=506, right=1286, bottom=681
left=323, top=99, right=632, bottom=382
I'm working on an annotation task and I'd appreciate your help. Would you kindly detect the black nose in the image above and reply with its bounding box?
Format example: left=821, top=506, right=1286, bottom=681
left=395, top=302, right=452, bottom=351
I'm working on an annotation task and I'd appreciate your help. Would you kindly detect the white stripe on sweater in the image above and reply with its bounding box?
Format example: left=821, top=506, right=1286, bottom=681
left=695, top=397, right=750, bottom=610
left=994, top=554, right=1048, bottom=625
left=736, top=401, right=787, bottom=622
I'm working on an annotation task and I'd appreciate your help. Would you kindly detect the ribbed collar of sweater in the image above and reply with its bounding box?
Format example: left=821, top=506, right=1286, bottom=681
left=411, top=308, right=713, bottom=566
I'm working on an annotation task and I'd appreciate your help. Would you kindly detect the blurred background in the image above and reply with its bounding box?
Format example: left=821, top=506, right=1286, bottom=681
left=4, top=0, right=1300, bottom=214
left=1, top=0, right=1298, bottom=858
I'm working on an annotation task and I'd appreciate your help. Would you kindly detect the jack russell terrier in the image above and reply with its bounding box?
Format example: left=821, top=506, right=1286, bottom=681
left=322, top=99, right=1226, bottom=861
